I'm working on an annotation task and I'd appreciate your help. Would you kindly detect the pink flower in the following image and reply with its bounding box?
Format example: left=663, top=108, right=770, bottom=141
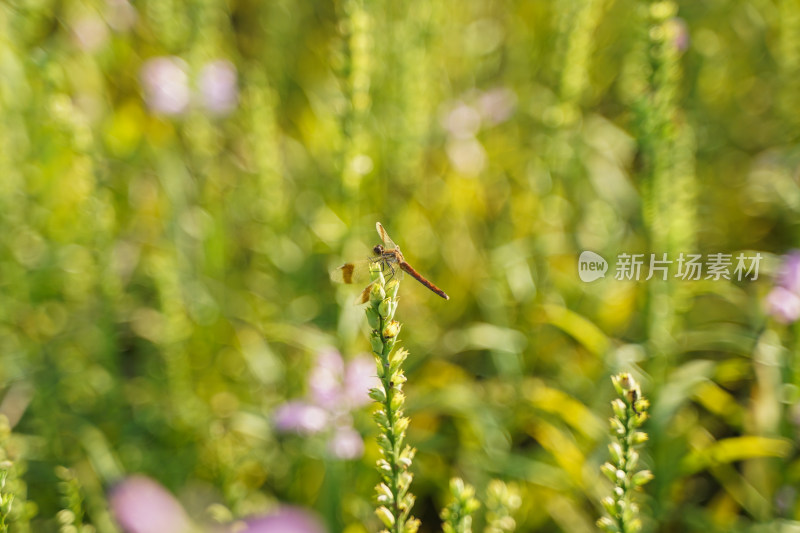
left=309, top=349, right=346, bottom=406
left=109, top=476, right=192, bottom=533
left=328, top=426, right=365, bottom=460
left=238, top=506, right=326, bottom=533
left=670, top=17, right=690, bottom=53
left=766, top=286, right=800, bottom=324
left=274, top=349, right=378, bottom=459
left=777, top=251, right=800, bottom=294
left=274, top=401, right=329, bottom=434
left=343, top=355, right=377, bottom=409
left=766, top=251, right=800, bottom=324
left=140, top=57, right=190, bottom=116
left=306, top=350, right=377, bottom=410
left=198, top=60, right=238, bottom=115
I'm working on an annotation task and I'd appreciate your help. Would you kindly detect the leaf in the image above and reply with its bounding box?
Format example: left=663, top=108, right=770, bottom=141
left=540, top=305, right=610, bottom=358
left=649, top=359, right=716, bottom=428
left=681, top=436, right=793, bottom=475
left=523, top=379, right=605, bottom=439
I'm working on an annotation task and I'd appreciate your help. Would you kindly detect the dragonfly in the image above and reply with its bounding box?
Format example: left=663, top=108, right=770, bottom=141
left=331, top=222, right=450, bottom=303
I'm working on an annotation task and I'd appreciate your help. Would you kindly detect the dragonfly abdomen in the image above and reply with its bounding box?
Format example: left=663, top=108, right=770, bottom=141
left=399, top=263, right=450, bottom=300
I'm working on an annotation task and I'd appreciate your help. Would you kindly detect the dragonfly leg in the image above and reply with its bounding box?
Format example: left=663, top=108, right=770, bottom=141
left=365, top=255, right=395, bottom=283
left=384, top=261, right=398, bottom=281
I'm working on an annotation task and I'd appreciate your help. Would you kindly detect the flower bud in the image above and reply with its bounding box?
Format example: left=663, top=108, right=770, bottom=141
left=369, top=387, right=385, bottom=403
left=612, top=399, right=627, bottom=420
left=617, top=373, right=634, bottom=391
left=376, top=433, right=392, bottom=453
left=608, top=442, right=623, bottom=464
left=601, top=496, right=616, bottom=516
left=632, top=470, right=654, bottom=487
left=370, top=282, right=386, bottom=304
left=370, top=334, right=384, bottom=355
left=376, top=506, right=395, bottom=528
left=394, top=416, right=409, bottom=435
left=632, top=431, right=649, bottom=445
left=596, top=517, right=619, bottom=532
left=376, top=483, right=393, bottom=504
left=610, top=418, right=625, bottom=436
left=366, top=307, right=380, bottom=329
left=627, top=450, right=639, bottom=470
left=601, top=462, right=617, bottom=482
left=373, top=410, right=389, bottom=429
left=383, top=320, right=401, bottom=339
left=634, top=398, right=650, bottom=414
left=386, top=279, right=400, bottom=299
left=390, top=390, right=405, bottom=411
left=378, top=297, right=392, bottom=318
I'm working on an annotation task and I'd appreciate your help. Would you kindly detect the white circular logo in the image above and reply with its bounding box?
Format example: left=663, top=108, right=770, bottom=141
left=578, top=251, right=608, bottom=282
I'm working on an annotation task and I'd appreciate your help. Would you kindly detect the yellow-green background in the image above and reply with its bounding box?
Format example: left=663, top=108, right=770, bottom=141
left=1, top=0, right=799, bottom=531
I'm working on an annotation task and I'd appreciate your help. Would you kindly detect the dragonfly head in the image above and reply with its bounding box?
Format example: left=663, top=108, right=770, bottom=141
left=373, top=244, right=384, bottom=255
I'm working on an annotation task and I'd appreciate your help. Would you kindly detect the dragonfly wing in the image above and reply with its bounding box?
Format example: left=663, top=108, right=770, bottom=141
left=375, top=222, right=398, bottom=250
left=330, top=260, right=372, bottom=285
left=355, top=281, right=376, bottom=304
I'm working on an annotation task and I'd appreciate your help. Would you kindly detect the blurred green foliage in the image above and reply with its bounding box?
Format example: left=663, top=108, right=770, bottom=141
left=0, top=0, right=799, bottom=531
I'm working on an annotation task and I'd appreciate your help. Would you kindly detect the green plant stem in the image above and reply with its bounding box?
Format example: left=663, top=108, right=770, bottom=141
left=367, top=266, right=419, bottom=533
left=376, top=312, right=402, bottom=531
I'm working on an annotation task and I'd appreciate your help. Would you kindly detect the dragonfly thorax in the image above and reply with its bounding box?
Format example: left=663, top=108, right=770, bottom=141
left=330, top=222, right=449, bottom=300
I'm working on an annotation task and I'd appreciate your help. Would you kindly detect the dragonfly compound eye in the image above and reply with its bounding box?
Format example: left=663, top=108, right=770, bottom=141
left=331, top=222, right=450, bottom=301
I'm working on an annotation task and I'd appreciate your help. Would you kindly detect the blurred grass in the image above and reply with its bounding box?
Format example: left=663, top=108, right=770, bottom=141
left=0, top=0, right=799, bottom=531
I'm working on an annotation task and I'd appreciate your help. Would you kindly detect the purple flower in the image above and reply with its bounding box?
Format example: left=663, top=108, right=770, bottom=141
left=198, top=60, right=238, bottom=116
left=670, top=17, right=690, bottom=53
left=109, top=476, right=192, bottom=533
left=111, top=476, right=325, bottom=533
left=274, top=401, right=329, bottom=434
left=777, top=250, right=800, bottom=294
left=328, top=426, right=364, bottom=460
left=766, top=251, right=800, bottom=324
left=309, top=348, right=346, bottom=406
left=140, top=57, right=190, bottom=116
left=343, top=355, right=376, bottom=409
left=306, top=350, right=377, bottom=410
left=238, top=506, right=326, bottom=533
left=274, top=349, right=378, bottom=459
left=766, top=286, right=800, bottom=324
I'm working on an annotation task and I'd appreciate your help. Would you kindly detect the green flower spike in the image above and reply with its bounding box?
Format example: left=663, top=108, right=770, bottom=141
left=598, top=373, right=653, bottom=533
left=441, top=478, right=480, bottom=533
left=485, top=480, right=521, bottom=533
left=367, top=262, right=420, bottom=533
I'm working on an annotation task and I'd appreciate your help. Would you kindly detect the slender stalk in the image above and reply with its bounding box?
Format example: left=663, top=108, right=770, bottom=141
left=598, top=373, right=653, bottom=533
left=441, top=478, right=479, bottom=533
left=484, top=480, right=521, bottom=533
left=366, top=263, right=419, bottom=533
